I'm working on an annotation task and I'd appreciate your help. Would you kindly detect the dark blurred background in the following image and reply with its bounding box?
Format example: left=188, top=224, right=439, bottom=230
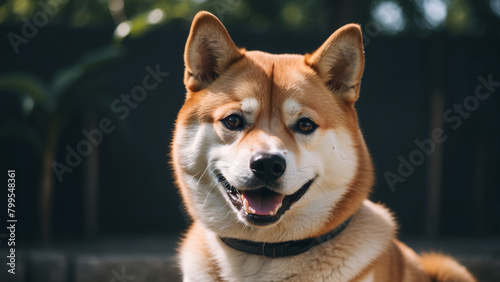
left=0, top=0, right=499, bottom=280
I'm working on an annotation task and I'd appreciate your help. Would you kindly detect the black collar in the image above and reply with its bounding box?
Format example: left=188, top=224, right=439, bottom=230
left=220, top=216, right=353, bottom=258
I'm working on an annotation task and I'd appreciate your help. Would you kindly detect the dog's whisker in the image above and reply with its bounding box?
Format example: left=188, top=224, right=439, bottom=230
left=195, top=168, right=222, bottom=192
left=196, top=165, right=212, bottom=186
left=202, top=182, right=219, bottom=206
left=297, top=165, right=317, bottom=171
left=294, top=174, right=326, bottom=192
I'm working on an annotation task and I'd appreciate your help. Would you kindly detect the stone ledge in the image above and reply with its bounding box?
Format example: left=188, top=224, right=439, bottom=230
left=1, top=238, right=499, bottom=281
left=0, top=252, right=181, bottom=282
left=74, top=255, right=180, bottom=282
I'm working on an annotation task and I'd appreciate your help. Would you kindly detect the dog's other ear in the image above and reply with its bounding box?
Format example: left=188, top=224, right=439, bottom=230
left=305, top=24, right=365, bottom=104
left=184, top=11, right=244, bottom=91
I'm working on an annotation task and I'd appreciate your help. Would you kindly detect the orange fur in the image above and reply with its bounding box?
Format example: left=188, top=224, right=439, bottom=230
left=420, top=253, right=477, bottom=282
left=172, top=11, right=476, bottom=282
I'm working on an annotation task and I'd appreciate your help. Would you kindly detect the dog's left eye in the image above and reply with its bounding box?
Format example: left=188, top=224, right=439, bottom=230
left=294, top=118, right=318, bottom=134
left=222, top=114, right=245, bottom=130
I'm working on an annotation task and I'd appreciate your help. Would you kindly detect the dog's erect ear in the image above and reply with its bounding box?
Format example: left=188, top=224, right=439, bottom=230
left=184, top=11, right=244, bottom=91
left=305, top=24, right=365, bottom=103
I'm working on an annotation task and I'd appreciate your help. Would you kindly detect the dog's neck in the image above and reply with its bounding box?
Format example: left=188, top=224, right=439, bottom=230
left=202, top=201, right=397, bottom=281
left=219, top=215, right=353, bottom=258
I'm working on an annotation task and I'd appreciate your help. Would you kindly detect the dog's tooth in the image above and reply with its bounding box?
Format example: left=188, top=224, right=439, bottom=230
left=271, top=203, right=282, bottom=216
left=243, top=198, right=256, bottom=214
left=243, top=198, right=248, bottom=212
left=268, top=203, right=282, bottom=216
left=243, top=198, right=251, bottom=214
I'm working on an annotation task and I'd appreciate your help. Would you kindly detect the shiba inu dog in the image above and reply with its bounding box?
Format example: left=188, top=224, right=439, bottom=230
left=172, top=11, right=476, bottom=282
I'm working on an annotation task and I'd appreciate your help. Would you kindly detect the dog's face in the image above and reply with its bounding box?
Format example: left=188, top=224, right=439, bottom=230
left=173, top=12, right=373, bottom=242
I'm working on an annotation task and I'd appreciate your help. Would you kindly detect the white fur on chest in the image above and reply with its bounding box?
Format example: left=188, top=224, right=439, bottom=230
left=185, top=201, right=395, bottom=282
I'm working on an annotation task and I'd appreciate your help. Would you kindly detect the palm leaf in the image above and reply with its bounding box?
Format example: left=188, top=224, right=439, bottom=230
left=48, top=46, right=122, bottom=109
left=0, top=73, right=47, bottom=101
left=0, top=119, right=44, bottom=156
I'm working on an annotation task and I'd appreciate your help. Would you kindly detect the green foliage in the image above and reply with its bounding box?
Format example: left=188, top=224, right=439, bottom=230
left=0, top=118, right=44, bottom=155
left=0, top=44, right=122, bottom=242
left=0, top=73, right=47, bottom=103
left=1, top=0, right=499, bottom=36
left=0, top=45, right=121, bottom=149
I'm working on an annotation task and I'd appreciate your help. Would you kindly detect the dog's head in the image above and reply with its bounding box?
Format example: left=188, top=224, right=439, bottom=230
left=172, top=11, right=373, bottom=242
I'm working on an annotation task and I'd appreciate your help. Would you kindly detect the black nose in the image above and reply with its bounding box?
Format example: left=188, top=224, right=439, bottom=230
left=250, top=153, right=286, bottom=182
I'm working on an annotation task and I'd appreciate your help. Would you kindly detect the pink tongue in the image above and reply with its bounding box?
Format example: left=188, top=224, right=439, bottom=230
left=242, top=191, right=285, bottom=215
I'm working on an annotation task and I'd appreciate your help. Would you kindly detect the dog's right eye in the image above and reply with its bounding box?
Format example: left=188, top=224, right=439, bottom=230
left=294, top=118, right=318, bottom=135
left=222, top=114, right=245, bottom=130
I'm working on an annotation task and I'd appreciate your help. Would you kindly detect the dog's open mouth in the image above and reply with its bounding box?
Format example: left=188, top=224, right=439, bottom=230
left=217, top=174, right=314, bottom=226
